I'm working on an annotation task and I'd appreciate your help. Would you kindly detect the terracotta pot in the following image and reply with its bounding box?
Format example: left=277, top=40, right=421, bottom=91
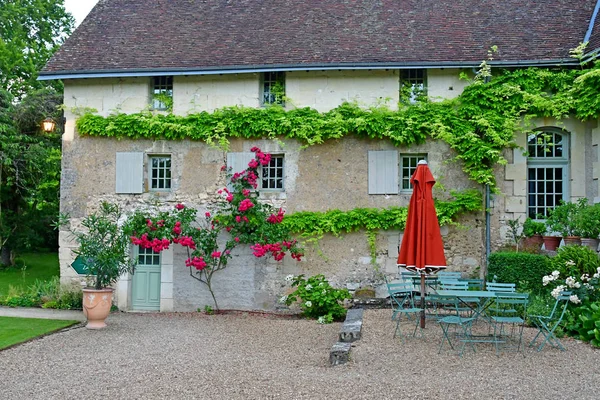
left=523, top=234, right=544, bottom=250
left=563, top=236, right=582, bottom=246
left=542, top=236, right=562, bottom=251
left=82, top=288, right=114, bottom=329
left=581, top=238, right=600, bottom=252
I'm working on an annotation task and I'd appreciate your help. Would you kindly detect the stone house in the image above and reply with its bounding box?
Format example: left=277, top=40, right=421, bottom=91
left=40, top=0, right=600, bottom=312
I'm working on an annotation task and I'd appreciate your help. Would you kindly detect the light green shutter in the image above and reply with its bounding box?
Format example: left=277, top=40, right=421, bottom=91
left=226, top=152, right=255, bottom=191
left=368, top=150, right=398, bottom=194
left=116, top=152, right=144, bottom=194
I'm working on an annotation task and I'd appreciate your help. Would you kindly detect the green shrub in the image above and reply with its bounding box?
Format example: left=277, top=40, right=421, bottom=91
left=525, top=293, right=555, bottom=326
left=551, top=245, right=600, bottom=278
left=488, top=252, right=552, bottom=293
left=283, top=274, right=351, bottom=323
left=566, top=301, right=600, bottom=347
left=0, top=277, right=82, bottom=309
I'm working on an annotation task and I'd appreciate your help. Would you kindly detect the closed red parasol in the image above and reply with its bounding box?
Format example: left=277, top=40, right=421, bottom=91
left=397, top=160, right=446, bottom=327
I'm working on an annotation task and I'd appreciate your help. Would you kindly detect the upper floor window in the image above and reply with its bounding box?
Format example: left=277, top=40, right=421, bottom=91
left=149, top=155, right=172, bottom=191
left=527, top=129, right=569, bottom=219
left=152, top=76, right=173, bottom=110
left=400, top=69, right=427, bottom=104
left=261, top=72, right=285, bottom=106
left=400, top=154, right=427, bottom=191
left=261, top=154, right=284, bottom=190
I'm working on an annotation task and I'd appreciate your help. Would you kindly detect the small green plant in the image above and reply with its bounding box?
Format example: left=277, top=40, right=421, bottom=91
left=523, top=218, right=546, bottom=237
left=70, top=202, right=136, bottom=290
left=576, top=201, right=600, bottom=239
left=506, top=217, right=525, bottom=251
left=569, top=301, right=600, bottom=347
left=282, top=274, right=351, bottom=323
left=203, top=305, right=214, bottom=315
left=551, top=245, right=600, bottom=278
left=545, top=199, right=586, bottom=237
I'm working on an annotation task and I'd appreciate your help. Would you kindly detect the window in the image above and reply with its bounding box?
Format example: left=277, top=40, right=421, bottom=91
left=149, top=156, right=172, bottom=191
left=368, top=151, right=428, bottom=194
left=261, top=72, right=285, bottom=106
left=138, top=246, right=160, bottom=266
left=152, top=76, right=173, bottom=110
left=400, top=69, right=427, bottom=104
left=527, top=129, right=569, bottom=219
left=400, top=154, right=427, bottom=191
left=261, top=154, right=284, bottom=190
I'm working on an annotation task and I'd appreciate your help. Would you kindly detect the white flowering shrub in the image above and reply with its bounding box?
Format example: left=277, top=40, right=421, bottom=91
left=542, top=265, right=600, bottom=304
left=282, top=274, right=351, bottom=323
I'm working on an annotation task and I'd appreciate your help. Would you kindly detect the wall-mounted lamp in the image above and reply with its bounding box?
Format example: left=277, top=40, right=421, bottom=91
left=41, top=117, right=56, bottom=133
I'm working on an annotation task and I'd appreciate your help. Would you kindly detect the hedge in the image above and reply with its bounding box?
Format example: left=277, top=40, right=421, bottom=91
left=487, top=252, right=552, bottom=294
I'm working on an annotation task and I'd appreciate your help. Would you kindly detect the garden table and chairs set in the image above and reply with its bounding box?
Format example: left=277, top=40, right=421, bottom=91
left=385, top=271, right=571, bottom=357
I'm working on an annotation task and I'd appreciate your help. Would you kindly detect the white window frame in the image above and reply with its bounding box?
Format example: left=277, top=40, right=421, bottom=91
left=148, top=155, right=172, bottom=192
left=261, top=72, right=285, bottom=106
left=400, top=154, right=427, bottom=192
left=400, top=69, right=427, bottom=104
left=151, top=76, right=173, bottom=110
left=527, top=129, right=570, bottom=219
left=260, top=154, right=285, bottom=191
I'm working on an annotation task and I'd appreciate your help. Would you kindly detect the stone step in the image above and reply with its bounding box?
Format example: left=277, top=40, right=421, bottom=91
left=329, top=341, right=352, bottom=366
left=338, top=308, right=363, bottom=342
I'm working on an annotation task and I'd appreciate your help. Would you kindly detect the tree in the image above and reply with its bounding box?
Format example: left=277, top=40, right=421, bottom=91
left=0, top=0, right=74, bottom=99
left=0, top=89, right=62, bottom=265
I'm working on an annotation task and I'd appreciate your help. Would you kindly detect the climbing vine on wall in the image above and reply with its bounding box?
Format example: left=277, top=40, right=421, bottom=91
left=75, top=61, right=600, bottom=189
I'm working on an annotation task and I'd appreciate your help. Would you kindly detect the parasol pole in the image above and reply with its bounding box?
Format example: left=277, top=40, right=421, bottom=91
left=420, top=272, right=426, bottom=328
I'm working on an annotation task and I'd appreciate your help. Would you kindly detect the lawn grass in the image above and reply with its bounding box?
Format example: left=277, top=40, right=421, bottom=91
left=0, top=316, right=79, bottom=350
left=0, top=253, right=59, bottom=295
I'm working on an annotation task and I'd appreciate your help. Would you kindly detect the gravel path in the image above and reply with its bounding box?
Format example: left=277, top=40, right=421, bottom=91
left=1, top=309, right=599, bottom=399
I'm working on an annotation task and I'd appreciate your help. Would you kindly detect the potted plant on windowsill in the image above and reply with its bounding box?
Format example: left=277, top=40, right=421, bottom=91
left=522, top=218, right=545, bottom=250
left=71, top=202, right=135, bottom=329
left=576, top=201, right=600, bottom=252
left=545, top=199, right=585, bottom=248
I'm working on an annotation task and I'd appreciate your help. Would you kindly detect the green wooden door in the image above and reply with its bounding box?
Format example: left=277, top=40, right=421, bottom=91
left=132, top=246, right=161, bottom=311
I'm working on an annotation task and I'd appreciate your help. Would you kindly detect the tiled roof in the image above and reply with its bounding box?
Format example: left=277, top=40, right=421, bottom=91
left=42, top=0, right=598, bottom=76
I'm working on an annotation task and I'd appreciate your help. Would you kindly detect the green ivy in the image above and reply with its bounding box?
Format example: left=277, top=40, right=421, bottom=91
left=282, top=189, right=482, bottom=235
left=75, top=63, right=600, bottom=189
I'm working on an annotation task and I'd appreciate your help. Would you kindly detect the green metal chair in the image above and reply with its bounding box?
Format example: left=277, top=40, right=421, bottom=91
left=432, top=294, right=476, bottom=357
left=438, top=271, right=462, bottom=280
left=385, top=279, right=422, bottom=341
left=529, top=291, right=572, bottom=352
left=491, top=292, right=529, bottom=355
left=486, top=282, right=517, bottom=316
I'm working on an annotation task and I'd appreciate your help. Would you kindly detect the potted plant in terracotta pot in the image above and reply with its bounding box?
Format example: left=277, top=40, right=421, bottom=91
left=545, top=199, right=585, bottom=248
left=522, top=217, right=545, bottom=250
left=576, top=201, right=600, bottom=252
left=72, top=202, right=135, bottom=329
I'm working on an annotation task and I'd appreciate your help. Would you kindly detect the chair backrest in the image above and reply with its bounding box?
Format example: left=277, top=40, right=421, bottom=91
left=400, top=271, right=418, bottom=282
left=547, top=291, right=572, bottom=321
left=386, top=281, right=415, bottom=308
left=440, top=281, right=469, bottom=291
left=493, top=292, right=529, bottom=315
left=438, top=271, right=462, bottom=280
left=486, top=282, right=516, bottom=292
left=460, top=279, right=484, bottom=290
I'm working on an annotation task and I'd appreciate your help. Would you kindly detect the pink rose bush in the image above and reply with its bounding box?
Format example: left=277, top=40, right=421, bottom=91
left=124, top=148, right=303, bottom=310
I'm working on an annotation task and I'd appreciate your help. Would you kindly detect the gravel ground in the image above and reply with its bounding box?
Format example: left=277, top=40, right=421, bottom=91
left=1, top=309, right=599, bottom=399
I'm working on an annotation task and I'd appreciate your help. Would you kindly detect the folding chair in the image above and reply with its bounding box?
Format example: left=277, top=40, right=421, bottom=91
left=439, top=281, right=477, bottom=317
left=529, top=291, right=572, bottom=352
left=491, top=292, right=529, bottom=355
left=432, top=294, right=476, bottom=357
left=438, top=271, right=462, bottom=280
left=486, top=282, right=517, bottom=315
left=385, top=279, right=422, bottom=342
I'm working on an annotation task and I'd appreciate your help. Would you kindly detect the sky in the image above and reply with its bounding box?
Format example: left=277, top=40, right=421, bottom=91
left=64, top=0, right=99, bottom=27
